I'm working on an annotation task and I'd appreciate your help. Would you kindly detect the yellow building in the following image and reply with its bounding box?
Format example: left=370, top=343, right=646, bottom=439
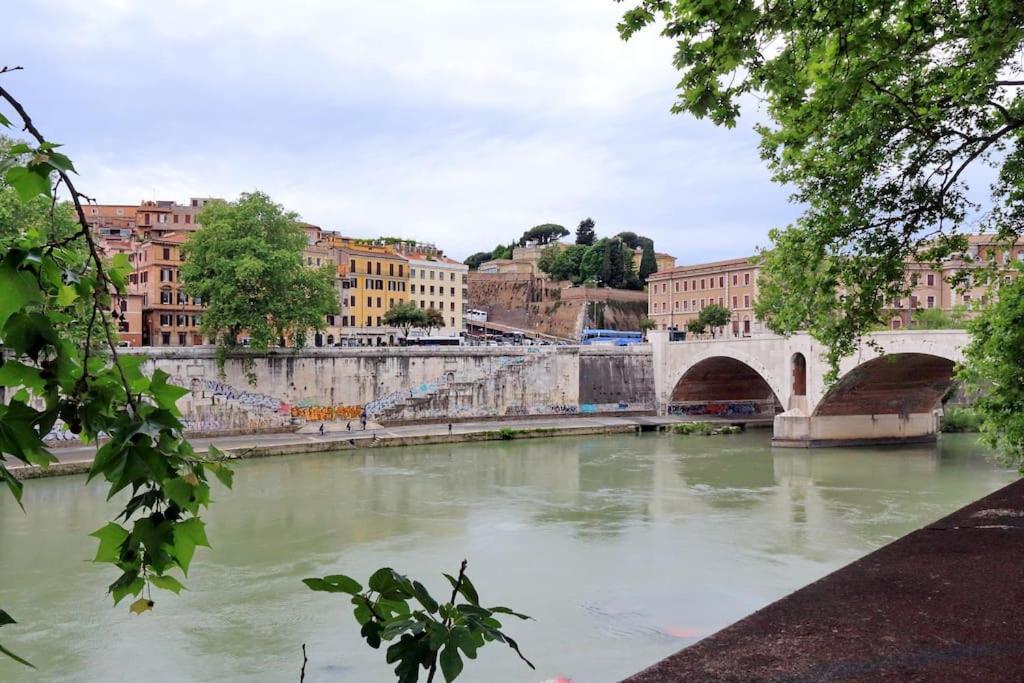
left=330, top=238, right=410, bottom=345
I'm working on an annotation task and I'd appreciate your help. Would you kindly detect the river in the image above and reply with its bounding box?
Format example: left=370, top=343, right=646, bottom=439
left=0, top=431, right=1015, bottom=682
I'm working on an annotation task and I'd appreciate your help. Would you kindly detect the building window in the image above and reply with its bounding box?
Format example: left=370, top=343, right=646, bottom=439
left=674, top=301, right=679, bottom=310
left=744, top=273, right=751, bottom=285
left=376, top=262, right=381, bottom=275
left=177, top=314, right=188, bottom=327
left=177, top=291, right=187, bottom=305
left=185, top=214, right=191, bottom=224
left=399, top=265, right=404, bottom=277
left=367, top=297, right=372, bottom=307
left=366, top=262, right=372, bottom=274
left=927, top=273, right=935, bottom=286
left=700, top=298, right=705, bottom=308
left=683, top=301, right=689, bottom=311
left=430, top=271, right=435, bottom=280
left=366, top=316, right=372, bottom=326
left=160, top=313, right=172, bottom=326
left=683, top=281, right=688, bottom=292
left=732, top=296, right=737, bottom=308
left=719, top=276, right=724, bottom=288
left=674, top=282, right=679, bottom=292
left=927, top=296, right=935, bottom=309
left=910, top=295, right=919, bottom=308
left=732, top=274, right=738, bottom=285
left=160, top=268, right=173, bottom=282
left=700, top=279, right=705, bottom=290
left=160, top=290, right=172, bottom=305
left=161, top=332, right=171, bottom=345
left=743, top=295, right=750, bottom=307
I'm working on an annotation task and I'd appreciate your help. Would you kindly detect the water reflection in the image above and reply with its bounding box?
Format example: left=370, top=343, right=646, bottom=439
left=0, top=432, right=1014, bottom=683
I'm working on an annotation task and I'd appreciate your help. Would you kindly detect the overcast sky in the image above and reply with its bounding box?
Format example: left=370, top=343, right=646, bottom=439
left=5, top=0, right=800, bottom=263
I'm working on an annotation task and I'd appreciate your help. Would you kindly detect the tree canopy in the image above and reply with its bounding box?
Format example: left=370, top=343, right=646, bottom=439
left=463, top=251, right=492, bottom=270
left=382, top=301, right=427, bottom=338
left=181, top=192, right=339, bottom=352
left=697, top=303, right=731, bottom=338
left=519, top=223, right=568, bottom=246
left=619, top=1, right=1024, bottom=377
left=575, top=217, right=596, bottom=245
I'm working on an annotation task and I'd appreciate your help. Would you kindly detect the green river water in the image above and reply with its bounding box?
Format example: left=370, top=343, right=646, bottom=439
left=0, top=431, right=1015, bottom=682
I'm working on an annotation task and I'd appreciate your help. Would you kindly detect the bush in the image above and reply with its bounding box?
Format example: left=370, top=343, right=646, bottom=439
left=671, top=422, right=742, bottom=435
left=498, top=427, right=517, bottom=440
left=941, top=407, right=983, bottom=433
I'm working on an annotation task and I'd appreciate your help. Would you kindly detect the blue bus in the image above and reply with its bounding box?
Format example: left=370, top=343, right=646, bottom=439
left=580, top=329, right=644, bottom=346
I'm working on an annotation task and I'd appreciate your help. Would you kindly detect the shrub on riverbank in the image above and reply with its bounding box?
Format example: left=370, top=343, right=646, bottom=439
left=672, top=422, right=743, bottom=436
left=941, top=408, right=983, bottom=433
left=498, top=427, right=517, bottom=440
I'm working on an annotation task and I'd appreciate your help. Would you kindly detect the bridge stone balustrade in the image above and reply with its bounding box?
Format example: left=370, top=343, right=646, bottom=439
left=649, top=330, right=969, bottom=447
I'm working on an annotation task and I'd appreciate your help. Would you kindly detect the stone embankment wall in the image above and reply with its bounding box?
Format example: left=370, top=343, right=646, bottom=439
left=116, top=345, right=654, bottom=435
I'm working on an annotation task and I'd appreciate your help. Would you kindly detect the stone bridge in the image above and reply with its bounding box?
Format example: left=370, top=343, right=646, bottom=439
left=649, top=330, right=968, bottom=447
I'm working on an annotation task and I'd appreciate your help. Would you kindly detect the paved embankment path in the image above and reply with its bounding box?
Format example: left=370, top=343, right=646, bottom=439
left=626, top=476, right=1024, bottom=682
left=13, top=415, right=769, bottom=480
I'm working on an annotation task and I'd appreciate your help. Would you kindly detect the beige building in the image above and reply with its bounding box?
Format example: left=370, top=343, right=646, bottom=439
left=394, top=243, right=468, bottom=337
left=478, top=241, right=566, bottom=275
left=649, top=235, right=1024, bottom=337
left=648, top=257, right=762, bottom=336
left=632, top=248, right=677, bottom=275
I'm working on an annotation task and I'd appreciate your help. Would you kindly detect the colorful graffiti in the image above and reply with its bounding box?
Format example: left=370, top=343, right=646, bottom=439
left=667, top=401, right=763, bottom=417
left=579, top=404, right=598, bottom=413
left=290, top=405, right=363, bottom=421
left=174, top=376, right=289, bottom=414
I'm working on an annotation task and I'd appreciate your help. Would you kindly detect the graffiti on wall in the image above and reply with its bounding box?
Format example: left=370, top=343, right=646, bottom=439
left=667, top=401, right=763, bottom=417
left=174, top=376, right=290, bottom=414
left=289, top=405, right=363, bottom=421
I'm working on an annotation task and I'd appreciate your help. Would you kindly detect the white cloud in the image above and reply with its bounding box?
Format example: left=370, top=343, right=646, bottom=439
left=9, top=0, right=796, bottom=261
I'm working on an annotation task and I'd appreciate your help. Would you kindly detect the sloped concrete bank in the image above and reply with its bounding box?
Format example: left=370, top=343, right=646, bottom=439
left=626, top=477, right=1024, bottom=682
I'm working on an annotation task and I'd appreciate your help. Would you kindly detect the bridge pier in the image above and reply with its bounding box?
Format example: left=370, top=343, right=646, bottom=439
left=771, top=410, right=941, bottom=448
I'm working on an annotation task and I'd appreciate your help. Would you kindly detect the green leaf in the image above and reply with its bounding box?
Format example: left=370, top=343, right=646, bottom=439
left=149, top=369, right=188, bottom=409
left=205, top=460, right=234, bottom=489
left=0, top=263, right=43, bottom=331
left=0, top=643, right=35, bottom=669
left=489, top=606, right=531, bottom=620
left=0, top=466, right=24, bottom=507
left=440, top=643, right=464, bottom=682
left=150, top=574, right=186, bottom=594
left=4, top=166, right=50, bottom=201
left=0, top=361, right=44, bottom=393
left=0, top=610, right=15, bottom=627
left=0, top=111, right=10, bottom=127
left=303, top=574, right=363, bottom=594
left=443, top=572, right=479, bottom=605
left=89, top=522, right=129, bottom=563
left=411, top=580, right=439, bottom=613
left=369, top=567, right=398, bottom=593
left=172, top=518, right=209, bottom=575
left=56, top=283, right=78, bottom=307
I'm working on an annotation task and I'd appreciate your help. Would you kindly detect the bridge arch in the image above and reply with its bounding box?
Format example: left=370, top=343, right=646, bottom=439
left=812, top=353, right=956, bottom=418
left=669, top=353, right=784, bottom=418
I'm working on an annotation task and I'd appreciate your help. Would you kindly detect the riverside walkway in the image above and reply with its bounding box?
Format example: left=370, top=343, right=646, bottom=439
left=12, top=414, right=769, bottom=479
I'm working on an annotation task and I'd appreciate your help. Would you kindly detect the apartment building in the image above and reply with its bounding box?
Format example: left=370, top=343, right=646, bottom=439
left=649, top=235, right=1024, bottom=337
left=393, top=243, right=468, bottom=337
left=89, top=198, right=213, bottom=347
left=647, top=257, right=762, bottom=336
left=329, top=237, right=410, bottom=346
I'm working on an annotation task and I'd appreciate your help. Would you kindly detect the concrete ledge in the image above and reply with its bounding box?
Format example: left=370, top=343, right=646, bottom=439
left=771, top=434, right=938, bottom=448
left=625, top=477, right=1024, bottom=682
left=10, top=423, right=638, bottom=480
